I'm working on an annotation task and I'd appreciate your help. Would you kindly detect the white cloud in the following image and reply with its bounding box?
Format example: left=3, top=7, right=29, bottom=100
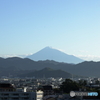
left=0, top=55, right=19, bottom=58
left=0, top=53, right=33, bottom=58
left=75, top=55, right=100, bottom=61
left=51, top=47, right=67, bottom=53
left=56, top=48, right=66, bottom=53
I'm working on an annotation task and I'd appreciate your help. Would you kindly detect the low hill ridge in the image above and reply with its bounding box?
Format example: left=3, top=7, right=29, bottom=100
left=0, top=57, right=99, bottom=77
left=19, top=67, right=72, bottom=78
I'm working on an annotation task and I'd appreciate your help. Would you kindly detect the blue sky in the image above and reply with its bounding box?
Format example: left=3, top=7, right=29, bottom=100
left=0, top=0, right=100, bottom=61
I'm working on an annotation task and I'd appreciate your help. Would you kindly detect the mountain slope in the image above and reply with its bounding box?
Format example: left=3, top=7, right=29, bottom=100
left=19, top=67, right=72, bottom=78
left=26, top=47, right=83, bottom=64
left=0, top=57, right=100, bottom=77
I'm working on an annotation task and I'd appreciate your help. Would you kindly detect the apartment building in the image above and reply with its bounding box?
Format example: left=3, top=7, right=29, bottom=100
left=0, top=83, right=43, bottom=100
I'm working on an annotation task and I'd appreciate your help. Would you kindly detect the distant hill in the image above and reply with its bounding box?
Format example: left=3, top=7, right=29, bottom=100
left=0, top=57, right=100, bottom=77
left=19, top=67, right=72, bottom=78
left=26, top=46, right=84, bottom=64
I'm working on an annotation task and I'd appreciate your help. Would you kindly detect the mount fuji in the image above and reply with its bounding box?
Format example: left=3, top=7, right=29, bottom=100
left=26, top=47, right=84, bottom=64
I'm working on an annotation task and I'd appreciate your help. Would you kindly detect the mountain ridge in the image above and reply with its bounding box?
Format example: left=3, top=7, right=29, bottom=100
left=0, top=57, right=99, bottom=77
left=19, top=67, right=72, bottom=78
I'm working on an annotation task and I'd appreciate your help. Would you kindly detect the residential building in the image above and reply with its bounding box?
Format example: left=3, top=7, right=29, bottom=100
left=0, top=83, right=43, bottom=100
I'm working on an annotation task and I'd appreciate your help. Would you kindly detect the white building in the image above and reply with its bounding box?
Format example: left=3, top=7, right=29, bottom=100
left=0, top=91, right=43, bottom=100
left=0, top=83, right=43, bottom=100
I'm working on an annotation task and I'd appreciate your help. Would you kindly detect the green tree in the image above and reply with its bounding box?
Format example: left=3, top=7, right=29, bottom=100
left=95, top=80, right=100, bottom=84
left=78, top=80, right=87, bottom=86
left=60, top=79, right=79, bottom=93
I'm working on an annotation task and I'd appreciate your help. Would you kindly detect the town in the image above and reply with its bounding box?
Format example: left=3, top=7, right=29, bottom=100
left=0, top=76, right=100, bottom=100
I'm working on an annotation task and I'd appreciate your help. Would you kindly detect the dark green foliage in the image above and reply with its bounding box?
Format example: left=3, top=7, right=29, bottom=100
left=59, top=79, right=100, bottom=99
left=78, top=80, right=87, bottom=86
left=53, top=88, right=60, bottom=93
left=60, top=79, right=79, bottom=93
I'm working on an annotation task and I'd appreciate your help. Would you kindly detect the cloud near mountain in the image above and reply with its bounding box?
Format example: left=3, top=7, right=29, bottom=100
left=76, top=55, right=100, bottom=61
